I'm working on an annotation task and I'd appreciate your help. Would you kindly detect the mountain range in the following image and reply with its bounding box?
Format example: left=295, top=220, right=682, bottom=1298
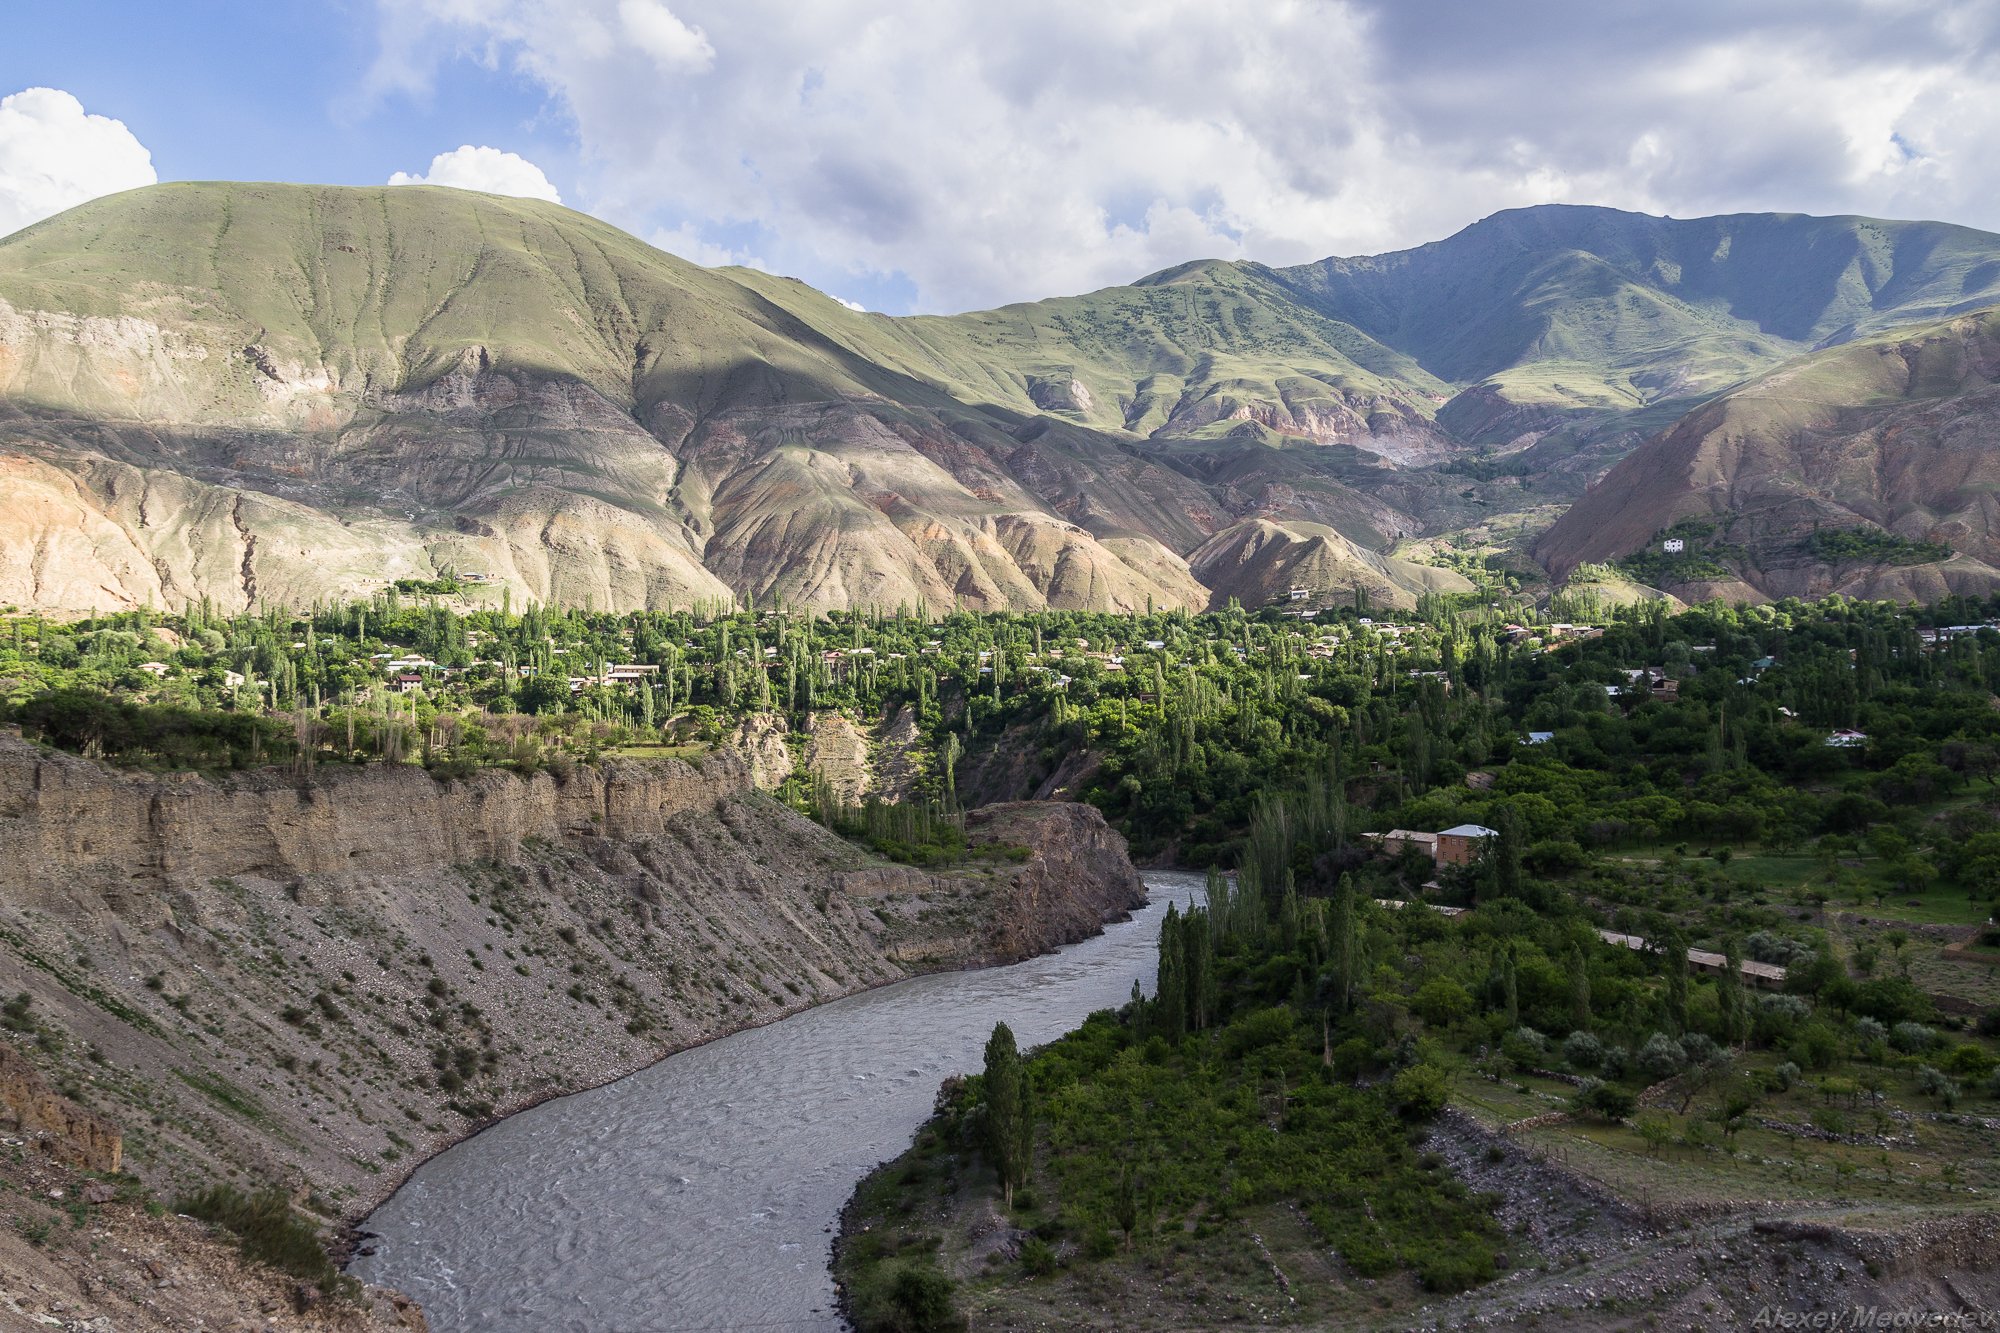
left=6, top=182, right=2000, bottom=613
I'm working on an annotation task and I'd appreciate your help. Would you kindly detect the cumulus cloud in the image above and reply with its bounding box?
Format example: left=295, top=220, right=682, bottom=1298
left=387, top=145, right=562, bottom=202
left=0, top=87, right=156, bottom=238
left=370, top=0, right=2000, bottom=313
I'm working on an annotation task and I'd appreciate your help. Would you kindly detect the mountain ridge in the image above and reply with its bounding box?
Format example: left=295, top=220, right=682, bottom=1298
left=7, top=183, right=2000, bottom=613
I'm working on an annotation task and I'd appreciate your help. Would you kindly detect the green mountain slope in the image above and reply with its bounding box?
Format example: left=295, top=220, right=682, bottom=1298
left=1265, top=205, right=2000, bottom=440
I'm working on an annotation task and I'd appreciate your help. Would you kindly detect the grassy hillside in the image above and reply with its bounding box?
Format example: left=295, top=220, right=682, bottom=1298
left=1264, top=205, right=2000, bottom=433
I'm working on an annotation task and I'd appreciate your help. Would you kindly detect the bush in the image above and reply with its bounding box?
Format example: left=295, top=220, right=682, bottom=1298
left=1915, top=1065, right=1961, bottom=1108
left=1018, top=1236, right=1059, bottom=1277
left=1390, top=1063, right=1451, bottom=1119
left=1754, top=994, right=1812, bottom=1045
left=175, top=1186, right=341, bottom=1288
left=1414, top=1243, right=1497, bottom=1293
left=1523, top=839, right=1589, bottom=875
left=850, top=1261, right=964, bottom=1333
left=1500, top=1026, right=1548, bottom=1066
left=1572, top=1079, right=1636, bottom=1121
left=1562, top=1030, right=1604, bottom=1071
left=1637, top=1032, right=1686, bottom=1080
left=1890, top=1022, right=1937, bottom=1054
left=1769, top=1061, right=1802, bottom=1092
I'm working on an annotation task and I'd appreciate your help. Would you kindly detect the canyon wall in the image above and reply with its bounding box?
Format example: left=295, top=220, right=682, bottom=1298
left=0, top=731, right=1142, bottom=1329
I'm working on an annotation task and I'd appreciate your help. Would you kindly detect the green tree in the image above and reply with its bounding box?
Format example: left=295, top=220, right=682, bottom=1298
left=982, top=1023, right=1033, bottom=1206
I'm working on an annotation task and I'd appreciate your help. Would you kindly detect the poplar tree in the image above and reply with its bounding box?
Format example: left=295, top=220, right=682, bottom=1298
left=1568, top=946, right=1592, bottom=1031
left=982, top=1023, right=1032, bottom=1206
left=1154, top=904, right=1187, bottom=1040
left=1718, top=940, right=1749, bottom=1045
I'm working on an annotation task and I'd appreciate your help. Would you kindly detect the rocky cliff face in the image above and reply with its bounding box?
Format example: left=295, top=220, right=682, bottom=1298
left=0, top=733, right=1144, bottom=1326
left=964, top=802, right=1145, bottom=963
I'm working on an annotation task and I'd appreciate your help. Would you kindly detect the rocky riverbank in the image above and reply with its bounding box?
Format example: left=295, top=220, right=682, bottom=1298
left=0, top=732, right=1144, bottom=1329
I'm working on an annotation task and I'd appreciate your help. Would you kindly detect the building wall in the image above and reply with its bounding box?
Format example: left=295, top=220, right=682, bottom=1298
left=1435, top=833, right=1485, bottom=866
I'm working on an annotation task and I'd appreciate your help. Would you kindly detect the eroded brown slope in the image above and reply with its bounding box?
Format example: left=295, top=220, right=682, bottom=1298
left=1536, top=307, right=2000, bottom=600
left=0, top=183, right=1453, bottom=615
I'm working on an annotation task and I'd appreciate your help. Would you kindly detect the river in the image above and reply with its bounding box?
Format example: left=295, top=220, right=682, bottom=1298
left=349, top=870, right=1201, bottom=1333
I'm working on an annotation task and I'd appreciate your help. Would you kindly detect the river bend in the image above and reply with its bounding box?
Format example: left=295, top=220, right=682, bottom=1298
left=351, top=871, right=1198, bottom=1332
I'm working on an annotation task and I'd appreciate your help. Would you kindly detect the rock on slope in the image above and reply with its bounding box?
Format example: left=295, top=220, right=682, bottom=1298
left=0, top=731, right=1142, bottom=1325
left=1536, top=306, right=2000, bottom=601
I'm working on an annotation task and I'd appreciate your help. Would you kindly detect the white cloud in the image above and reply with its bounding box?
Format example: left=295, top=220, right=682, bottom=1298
left=618, top=0, right=714, bottom=69
left=0, top=87, right=156, bottom=238
left=646, top=222, right=762, bottom=270
left=387, top=145, right=561, bottom=202
left=370, top=1, right=2000, bottom=313
left=833, top=296, right=865, bottom=312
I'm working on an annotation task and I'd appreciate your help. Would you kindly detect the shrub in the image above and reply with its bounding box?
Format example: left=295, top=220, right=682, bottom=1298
left=1852, top=1017, right=1888, bottom=1046
left=1018, top=1236, right=1058, bottom=1277
left=851, top=1261, right=964, bottom=1333
left=1754, top=994, right=1811, bottom=1046
left=1572, top=1079, right=1636, bottom=1121
left=1941, top=1043, right=1997, bottom=1081
left=1390, top=1063, right=1451, bottom=1119
left=175, top=1186, right=341, bottom=1288
left=1562, top=1030, right=1604, bottom=1071
left=1890, top=1022, right=1937, bottom=1054
left=1414, top=1243, right=1497, bottom=1293
left=1915, top=1065, right=1961, bottom=1108
left=1523, top=839, right=1589, bottom=875
left=1769, top=1061, right=1802, bottom=1092
left=1500, top=1026, right=1547, bottom=1066
left=1638, top=1032, right=1686, bottom=1080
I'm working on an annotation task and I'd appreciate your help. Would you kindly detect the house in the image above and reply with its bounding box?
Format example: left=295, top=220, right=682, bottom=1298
left=1826, top=729, right=1868, bottom=748
left=394, top=673, right=424, bottom=694
left=1371, top=829, right=1439, bottom=860
left=1142, top=640, right=1166, bottom=651
left=1687, top=949, right=1788, bottom=991
left=1650, top=679, right=1679, bottom=702
left=1523, top=731, right=1555, bottom=745
left=1435, top=824, right=1498, bottom=866
left=1663, top=538, right=1685, bottom=554
left=1287, top=587, right=1311, bottom=601
left=604, top=664, right=660, bottom=683
left=137, top=662, right=171, bottom=677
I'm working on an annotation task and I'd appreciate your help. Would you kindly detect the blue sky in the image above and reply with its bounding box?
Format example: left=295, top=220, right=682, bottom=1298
left=0, top=2, right=565, bottom=190
left=4, top=1, right=1999, bottom=315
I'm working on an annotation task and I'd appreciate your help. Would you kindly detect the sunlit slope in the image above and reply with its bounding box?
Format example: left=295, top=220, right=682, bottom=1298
left=0, top=183, right=1450, bottom=613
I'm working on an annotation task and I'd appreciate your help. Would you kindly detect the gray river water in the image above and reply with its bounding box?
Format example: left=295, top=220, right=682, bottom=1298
left=350, top=871, right=1200, bottom=1333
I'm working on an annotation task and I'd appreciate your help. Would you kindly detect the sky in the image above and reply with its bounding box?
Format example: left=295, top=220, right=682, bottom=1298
left=3, top=0, right=1999, bottom=315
